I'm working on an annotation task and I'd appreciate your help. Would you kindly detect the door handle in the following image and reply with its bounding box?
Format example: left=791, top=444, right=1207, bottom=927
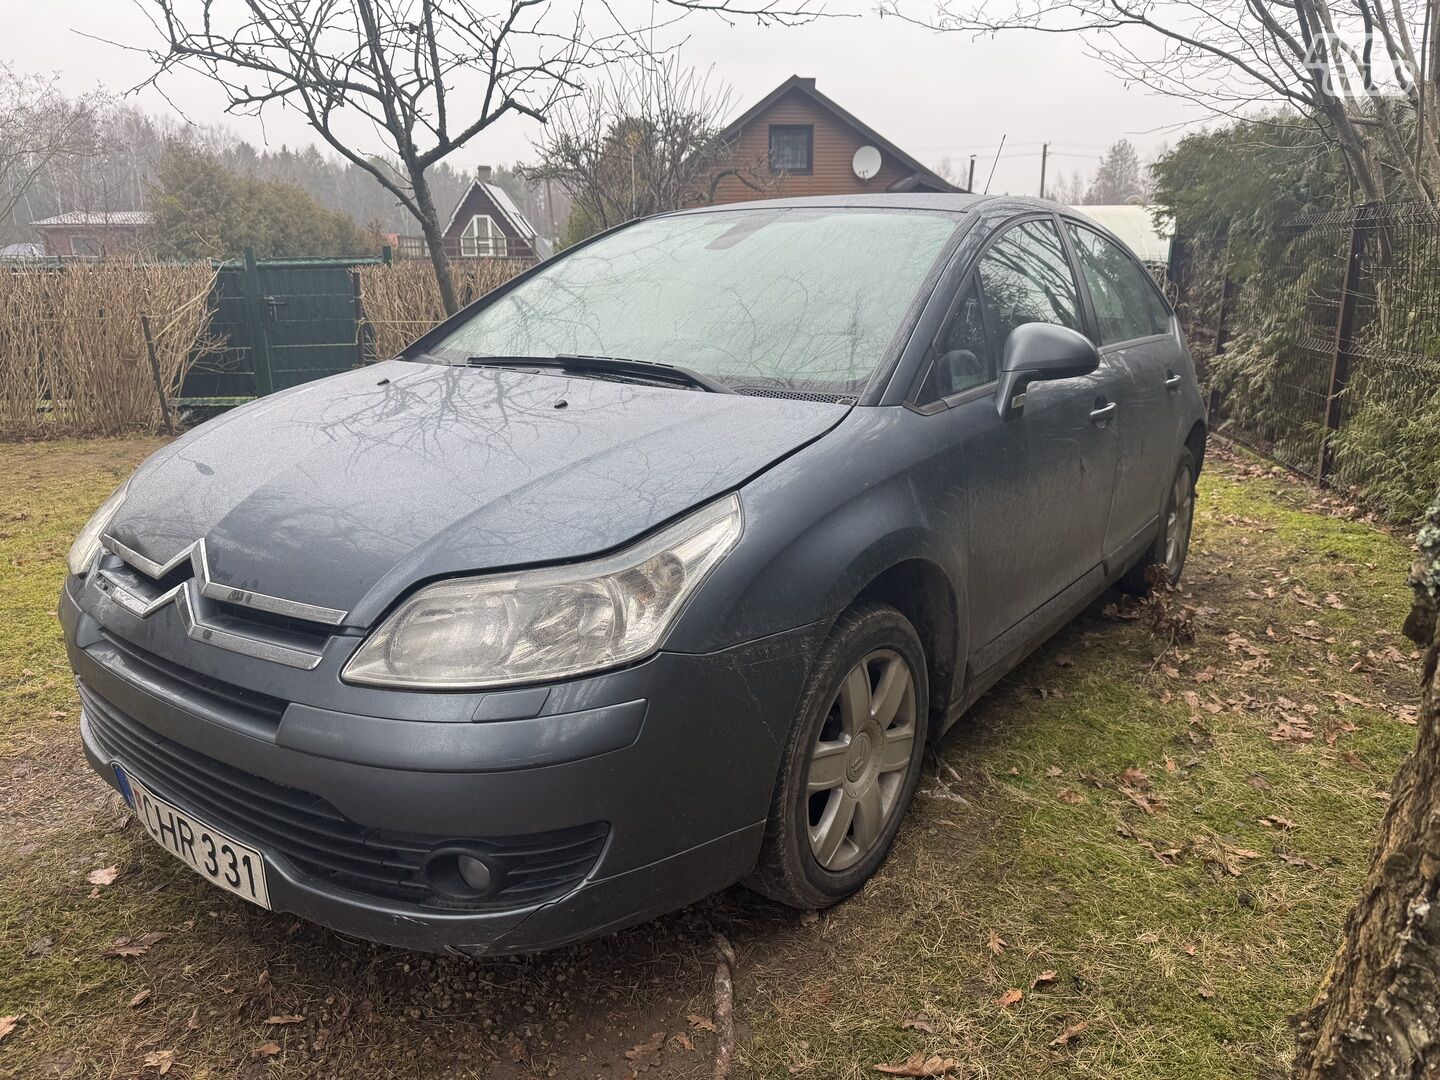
left=1165, top=373, right=1183, bottom=391
left=1089, top=401, right=1117, bottom=424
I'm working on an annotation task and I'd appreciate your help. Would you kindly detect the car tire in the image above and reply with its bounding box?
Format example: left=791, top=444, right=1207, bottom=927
left=745, top=601, right=930, bottom=910
left=1119, top=448, right=1197, bottom=595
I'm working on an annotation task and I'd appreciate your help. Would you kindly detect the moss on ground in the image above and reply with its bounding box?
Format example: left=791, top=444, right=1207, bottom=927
left=0, top=438, right=1422, bottom=1079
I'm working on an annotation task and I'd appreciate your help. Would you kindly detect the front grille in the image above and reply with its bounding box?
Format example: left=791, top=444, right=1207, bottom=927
left=80, top=681, right=607, bottom=911
left=100, top=631, right=287, bottom=728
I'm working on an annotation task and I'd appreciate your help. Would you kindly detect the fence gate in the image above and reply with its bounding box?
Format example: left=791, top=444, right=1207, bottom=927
left=182, top=248, right=387, bottom=401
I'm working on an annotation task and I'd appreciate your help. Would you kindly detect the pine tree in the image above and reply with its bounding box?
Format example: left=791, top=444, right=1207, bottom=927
left=1086, top=139, right=1144, bottom=204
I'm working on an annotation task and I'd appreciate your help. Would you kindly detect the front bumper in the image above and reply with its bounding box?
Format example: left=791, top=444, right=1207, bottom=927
left=63, top=585, right=823, bottom=954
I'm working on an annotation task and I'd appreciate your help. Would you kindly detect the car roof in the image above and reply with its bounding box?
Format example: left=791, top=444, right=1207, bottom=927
left=671, top=193, right=1069, bottom=216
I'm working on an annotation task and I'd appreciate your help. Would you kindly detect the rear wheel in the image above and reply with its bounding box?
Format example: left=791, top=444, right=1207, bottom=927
left=746, top=602, right=929, bottom=910
left=1120, top=449, right=1196, bottom=594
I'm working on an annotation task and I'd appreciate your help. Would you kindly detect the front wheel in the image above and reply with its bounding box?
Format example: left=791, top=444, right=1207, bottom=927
left=745, top=601, right=929, bottom=910
left=1121, top=449, right=1196, bottom=594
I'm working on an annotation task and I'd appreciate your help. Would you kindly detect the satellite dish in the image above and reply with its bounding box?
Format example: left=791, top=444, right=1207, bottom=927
left=852, top=145, right=882, bottom=181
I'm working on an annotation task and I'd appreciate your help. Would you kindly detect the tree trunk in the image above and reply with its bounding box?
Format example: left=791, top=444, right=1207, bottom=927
left=408, top=165, right=460, bottom=317
left=1294, top=490, right=1440, bottom=1078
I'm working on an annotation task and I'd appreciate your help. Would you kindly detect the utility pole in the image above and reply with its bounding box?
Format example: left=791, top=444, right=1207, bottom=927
left=1039, top=142, right=1050, bottom=199
left=967, top=155, right=976, bottom=192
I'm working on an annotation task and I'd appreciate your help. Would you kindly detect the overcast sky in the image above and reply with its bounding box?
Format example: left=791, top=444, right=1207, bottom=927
left=2, top=0, right=1215, bottom=197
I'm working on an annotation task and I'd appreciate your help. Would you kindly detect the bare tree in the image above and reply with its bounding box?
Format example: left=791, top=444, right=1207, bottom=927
left=0, top=66, right=105, bottom=238
left=133, top=0, right=820, bottom=314
left=880, top=0, right=1440, bottom=206
left=1294, top=489, right=1440, bottom=1077
left=527, top=58, right=774, bottom=244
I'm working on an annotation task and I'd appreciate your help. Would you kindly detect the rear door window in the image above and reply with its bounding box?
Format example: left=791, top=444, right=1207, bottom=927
left=1066, top=223, right=1171, bottom=344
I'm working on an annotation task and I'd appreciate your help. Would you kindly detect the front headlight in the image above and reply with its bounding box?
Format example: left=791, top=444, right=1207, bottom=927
left=66, top=479, right=130, bottom=576
left=342, top=494, right=744, bottom=689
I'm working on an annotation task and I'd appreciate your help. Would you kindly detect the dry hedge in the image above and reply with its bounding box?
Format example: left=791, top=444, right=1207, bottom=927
left=357, top=259, right=531, bottom=361
left=0, top=262, right=216, bottom=439
left=0, top=258, right=531, bottom=440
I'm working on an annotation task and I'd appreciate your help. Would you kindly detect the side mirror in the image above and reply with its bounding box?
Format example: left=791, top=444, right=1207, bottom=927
left=995, top=323, right=1100, bottom=419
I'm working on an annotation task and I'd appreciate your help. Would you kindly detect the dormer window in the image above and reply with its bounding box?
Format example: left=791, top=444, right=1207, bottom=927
left=461, top=214, right=508, bottom=257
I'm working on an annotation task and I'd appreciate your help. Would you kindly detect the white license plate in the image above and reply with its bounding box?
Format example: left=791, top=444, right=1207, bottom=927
left=116, top=765, right=271, bottom=909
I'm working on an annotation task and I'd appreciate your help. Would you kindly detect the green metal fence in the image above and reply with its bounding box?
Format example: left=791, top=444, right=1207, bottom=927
left=181, top=247, right=392, bottom=404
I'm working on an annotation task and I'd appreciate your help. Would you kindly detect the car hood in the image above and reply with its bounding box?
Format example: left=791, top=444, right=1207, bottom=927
left=108, top=360, right=849, bottom=625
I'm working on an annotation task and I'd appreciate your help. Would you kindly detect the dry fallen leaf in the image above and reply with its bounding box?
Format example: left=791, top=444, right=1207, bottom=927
left=142, top=1049, right=175, bottom=1074
left=1120, top=787, right=1163, bottom=815
left=986, top=929, right=1007, bottom=955
left=1056, top=788, right=1085, bottom=805
left=87, top=866, right=119, bottom=887
left=265, top=1015, right=306, bottom=1026
left=997, top=988, right=1023, bottom=1008
left=1198, top=986, right=1216, bottom=999
left=1119, top=767, right=1150, bottom=789
left=102, top=932, right=168, bottom=959
left=23, top=936, right=53, bottom=959
left=899, top=1017, right=936, bottom=1034
left=624, top=1031, right=664, bottom=1068
left=1049, top=1020, right=1088, bottom=1048
left=874, top=1052, right=960, bottom=1076
left=672, top=1032, right=696, bottom=1052
left=1031, top=969, right=1058, bottom=989
left=129, top=988, right=152, bottom=1008
left=686, top=1013, right=716, bottom=1033
left=251, top=1042, right=282, bottom=1059
left=0, top=1015, right=20, bottom=1043
left=1045, top=766, right=1064, bottom=778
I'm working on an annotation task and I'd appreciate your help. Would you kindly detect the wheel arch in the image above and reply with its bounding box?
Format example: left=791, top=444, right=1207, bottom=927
left=1185, top=420, right=1207, bottom=475
left=847, top=557, right=960, bottom=732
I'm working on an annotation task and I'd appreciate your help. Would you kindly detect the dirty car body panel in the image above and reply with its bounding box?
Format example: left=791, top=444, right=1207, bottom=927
left=61, top=195, right=1206, bottom=953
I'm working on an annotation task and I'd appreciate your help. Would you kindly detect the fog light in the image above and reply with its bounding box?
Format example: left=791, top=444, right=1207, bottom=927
left=457, top=854, right=491, bottom=892
left=423, top=846, right=499, bottom=901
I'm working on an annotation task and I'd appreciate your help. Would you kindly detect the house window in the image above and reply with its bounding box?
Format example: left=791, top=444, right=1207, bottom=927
left=769, top=125, right=813, bottom=174
left=460, top=214, right=508, bottom=257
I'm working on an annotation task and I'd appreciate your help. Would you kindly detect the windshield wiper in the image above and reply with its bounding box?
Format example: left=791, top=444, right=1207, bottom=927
left=464, top=353, right=732, bottom=394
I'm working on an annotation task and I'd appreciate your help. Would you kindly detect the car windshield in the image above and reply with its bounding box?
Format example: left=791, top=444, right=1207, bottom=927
left=425, top=207, right=964, bottom=394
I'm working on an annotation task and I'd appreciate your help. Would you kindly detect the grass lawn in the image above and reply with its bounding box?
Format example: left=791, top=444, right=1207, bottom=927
left=0, top=437, right=1422, bottom=1079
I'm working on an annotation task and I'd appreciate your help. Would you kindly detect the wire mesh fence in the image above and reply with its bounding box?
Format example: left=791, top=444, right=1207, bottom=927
left=1203, top=202, right=1440, bottom=522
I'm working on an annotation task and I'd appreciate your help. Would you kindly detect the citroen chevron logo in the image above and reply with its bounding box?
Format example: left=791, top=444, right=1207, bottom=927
left=92, top=536, right=348, bottom=670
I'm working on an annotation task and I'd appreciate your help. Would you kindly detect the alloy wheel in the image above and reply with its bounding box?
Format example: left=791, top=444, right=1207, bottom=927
left=804, top=648, right=918, bottom=872
left=1165, top=465, right=1195, bottom=578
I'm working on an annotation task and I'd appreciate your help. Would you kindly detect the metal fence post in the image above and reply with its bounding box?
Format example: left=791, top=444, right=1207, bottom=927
left=139, top=314, right=175, bottom=435
left=351, top=268, right=370, bottom=367
left=241, top=246, right=275, bottom=397
left=1214, top=275, right=1238, bottom=355
left=1317, top=204, right=1367, bottom=482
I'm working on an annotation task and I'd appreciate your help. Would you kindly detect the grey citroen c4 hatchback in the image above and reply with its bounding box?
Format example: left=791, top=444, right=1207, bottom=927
left=62, top=194, right=1205, bottom=954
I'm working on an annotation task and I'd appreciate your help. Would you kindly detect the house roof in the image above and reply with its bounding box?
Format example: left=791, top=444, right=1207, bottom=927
left=443, top=179, right=541, bottom=244
left=717, top=76, right=960, bottom=194
left=31, top=211, right=153, bottom=228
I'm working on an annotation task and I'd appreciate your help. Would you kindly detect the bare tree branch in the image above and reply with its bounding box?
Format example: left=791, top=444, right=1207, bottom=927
left=880, top=0, right=1440, bottom=206
left=128, top=0, right=823, bottom=313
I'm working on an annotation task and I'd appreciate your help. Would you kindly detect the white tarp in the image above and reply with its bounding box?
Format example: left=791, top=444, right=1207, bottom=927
left=1069, top=204, right=1173, bottom=265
